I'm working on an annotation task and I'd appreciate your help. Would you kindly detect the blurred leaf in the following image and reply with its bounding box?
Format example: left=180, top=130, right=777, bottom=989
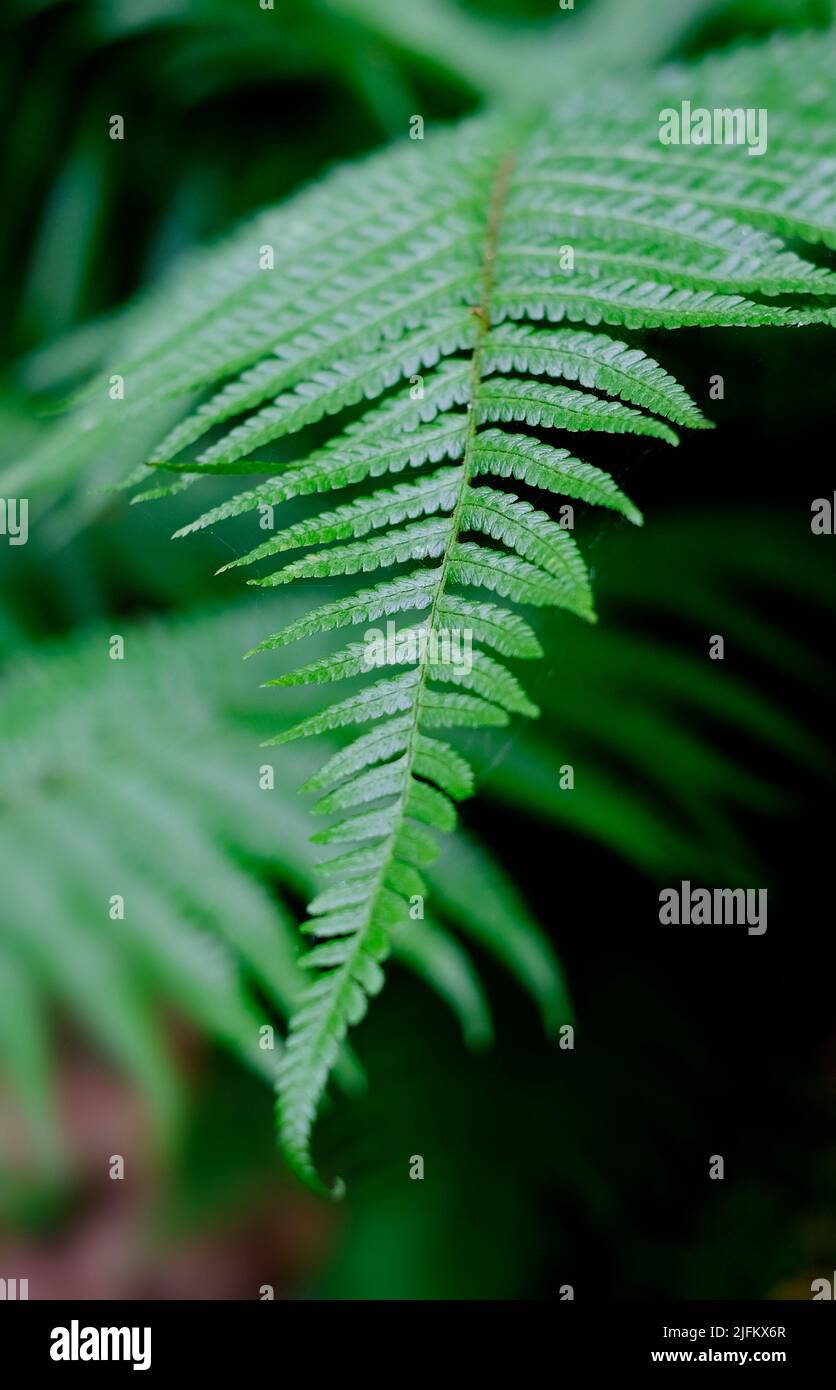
left=0, top=603, right=567, bottom=1163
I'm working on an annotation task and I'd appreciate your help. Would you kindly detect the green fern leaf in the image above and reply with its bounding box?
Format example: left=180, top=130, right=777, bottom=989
left=252, top=518, right=453, bottom=586
left=245, top=572, right=440, bottom=654
left=475, top=375, right=680, bottom=443
left=482, top=323, right=709, bottom=427
left=217, top=468, right=463, bottom=572
left=471, top=429, right=642, bottom=524
left=386, top=913, right=493, bottom=1051
left=159, top=311, right=479, bottom=466
left=0, top=604, right=573, bottom=1160
left=42, top=35, right=836, bottom=1196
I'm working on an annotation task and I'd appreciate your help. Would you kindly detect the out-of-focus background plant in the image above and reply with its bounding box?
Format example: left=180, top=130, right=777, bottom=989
left=1, top=0, right=834, bottom=1298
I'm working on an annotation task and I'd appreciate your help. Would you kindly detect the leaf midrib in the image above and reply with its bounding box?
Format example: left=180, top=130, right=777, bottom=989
left=284, top=146, right=517, bottom=1191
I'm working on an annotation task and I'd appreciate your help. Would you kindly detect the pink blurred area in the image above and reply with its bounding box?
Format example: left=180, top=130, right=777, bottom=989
left=0, top=1042, right=337, bottom=1301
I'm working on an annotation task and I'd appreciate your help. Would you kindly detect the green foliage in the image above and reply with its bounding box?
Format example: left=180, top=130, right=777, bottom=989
left=31, top=27, right=836, bottom=1195
left=0, top=607, right=567, bottom=1175
left=4, top=502, right=823, bottom=1177
left=5, top=0, right=782, bottom=363
left=481, top=511, right=834, bottom=876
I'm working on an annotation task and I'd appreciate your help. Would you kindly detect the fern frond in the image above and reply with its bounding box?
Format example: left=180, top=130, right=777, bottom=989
left=474, top=375, right=680, bottom=442
left=386, top=913, right=493, bottom=1051
left=436, top=595, right=543, bottom=658
left=217, top=469, right=463, bottom=572
left=39, top=33, right=836, bottom=1195
left=471, top=430, right=642, bottom=524
left=155, top=310, right=480, bottom=465
left=497, top=227, right=836, bottom=296
left=252, top=518, right=453, bottom=586
left=481, top=324, right=708, bottom=427
left=461, top=487, right=590, bottom=591
left=418, top=686, right=510, bottom=730
left=266, top=670, right=422, bottom=747
left=493, top=274, right=821, bottom=329
left=0, top=607, right=565, bottom=1160
left=174, top=412, right=470, bottom=529
left=448, top=541, right=594, bottom=617
left=245, top=572, right=440, bottom=653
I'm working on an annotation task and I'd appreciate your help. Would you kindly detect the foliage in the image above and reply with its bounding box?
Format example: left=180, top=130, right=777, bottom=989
left=0, top=0, right=831, bottom=1239
left=3, top=0, right=722, bottom=370
left=27, top=22, right=836, bottom=1194
left=0, top=604, right=566, bottom=1176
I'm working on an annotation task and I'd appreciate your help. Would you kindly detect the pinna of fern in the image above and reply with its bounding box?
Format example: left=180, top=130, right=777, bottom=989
left=47, top=52, right=835, bottom=1194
